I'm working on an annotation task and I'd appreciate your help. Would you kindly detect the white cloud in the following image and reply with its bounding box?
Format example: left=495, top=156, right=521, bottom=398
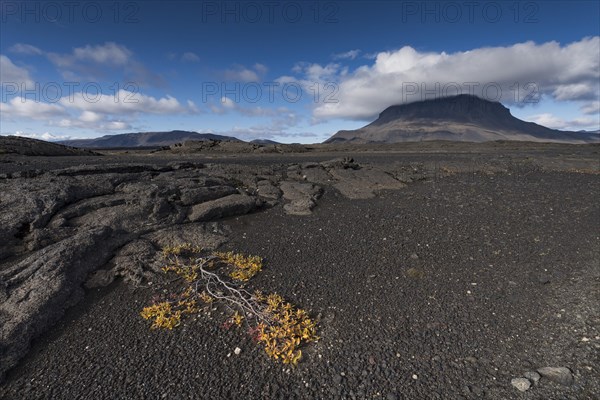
left=214, top=97, right=297, bottom=121
left=223, top=64, right=268, bottom=82
left=9, top=43, right=43, bottom=56
left=47, top=42, right=132, bottom=67
left=333, top=49, right=361, bottom=60
left=0, top=97, right=67, bottom=119
left=60, top=90, right=196, bottom=115
left=187, top=100, right=200, bottom=114
left=56, top=117, right=133, bottom=131
left=553, top=84, right=594, bottom=101
left=581, top=101, right=600, bottom=115
left=254, top=63, right=268, bottom=75
left=0, top=55, right=33, bottom=85
left=18, top=41, right=166, bottom=86
left=225, top=68, right=259, bottom=82
left=210, top=98, right=301, bottom=131
left=2, top=88, right=197, bottom=133
left=104, top=121, right=131, bottom=130
left=181, top=52, right=200, bottom=62
left=292, top=62, right=342, bottom=82
left=525, top=113, right=566, bottom=129
left=294, top=37, right=600, bottom=121
left=14, top=131, right=72, bottom=141
left=79, top=110, right=103, bottom=122
left=220, top=97, right=236, bottom=109
left=526, top=113, right=598, bottom=130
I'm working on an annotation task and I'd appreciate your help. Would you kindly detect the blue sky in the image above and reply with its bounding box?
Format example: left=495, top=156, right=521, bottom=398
left=1, top=0, right=599, bottom=143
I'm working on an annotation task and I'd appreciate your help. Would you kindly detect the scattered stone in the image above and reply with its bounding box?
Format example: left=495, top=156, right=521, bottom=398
left=0, top=155, right=430, bottom=384
left=284, top=198, right=317, bottom=216
left=320, top=157, right=359, bottom=170
left=84, top=269, right=116, bottom=288
left=511, top=378, right=531, bottom=392
left=179, top=186, right=238, bottom=206
left=256, top=180, right=282, bottom=200
left=188, top=194, right=257, bottom=222
left=537, top=367, right=574, bottom=386
left=279, top=181, right=322, bottom=215
left=279, top=181, right=322, bottom=201
left=523, top=371, right=541, bottom=385
left=405, top=267, right=425, bottom=279
left=234, top=347, right=241, bottom=355
left=330, top=167, right=406, bottom=199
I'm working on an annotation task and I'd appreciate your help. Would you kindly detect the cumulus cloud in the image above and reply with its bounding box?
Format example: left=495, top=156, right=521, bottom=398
left=12, top=41, right=166, bottom=86
left=210, top=97, right=302, bottom=132
left=79, top=110, right=103, bottom=122
left=220, top=96, right=237, bottom=109
left=254, top=63, right=268, bottom=75
left=14, top=131, right=72, bottom=141
left=55, top=118, right=133, bottom=131
left=213, top=97, right=299, bottom=123
left=47, top=42, right=132, bottom=67
left=552, top=84, right=595, bottom=101
left=288, top=37, right=600, bottom=121
left=0, top=55, right=33, bottom=85
left=291, top=62, right=344, bottom=82
left=9, top=43, right=43, bottom=56
left=223, top=64, right=268, bottom=82
left=580, top=101, right=600, bottom=115
left=2, top=88, right=197, bottom=133
left=333, top=49, right=361, bottom=60
left=0, top=97, right=67, bottom=119
left=526, top=113, right=598, bottom=130
left=60, top=90, right=197, bottom=115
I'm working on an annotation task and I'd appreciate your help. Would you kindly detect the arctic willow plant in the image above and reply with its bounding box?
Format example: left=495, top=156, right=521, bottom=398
left=140, top=244, right=318, bottom=365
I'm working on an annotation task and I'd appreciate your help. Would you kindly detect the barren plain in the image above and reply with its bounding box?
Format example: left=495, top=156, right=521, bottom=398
left=1, top=141, right=599, bottom=400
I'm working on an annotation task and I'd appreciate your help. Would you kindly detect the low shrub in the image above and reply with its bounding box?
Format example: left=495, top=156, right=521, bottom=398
left=141, top=244, right=318, bottom=365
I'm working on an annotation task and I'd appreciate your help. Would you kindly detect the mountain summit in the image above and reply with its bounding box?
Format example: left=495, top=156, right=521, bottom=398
left=325, top=95, right=598, bottom=144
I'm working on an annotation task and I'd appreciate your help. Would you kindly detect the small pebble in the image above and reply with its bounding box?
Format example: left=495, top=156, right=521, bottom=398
left=511, top=378, right=531, bottom=392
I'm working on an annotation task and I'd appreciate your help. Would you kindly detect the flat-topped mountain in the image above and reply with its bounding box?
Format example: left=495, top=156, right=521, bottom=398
left=326, top=95, right=599, bottom=144
left=59, top=130, right=240, bottom=148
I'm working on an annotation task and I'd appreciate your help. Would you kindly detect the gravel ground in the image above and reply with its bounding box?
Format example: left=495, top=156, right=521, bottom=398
left=1, top=156, right=599, bottom=399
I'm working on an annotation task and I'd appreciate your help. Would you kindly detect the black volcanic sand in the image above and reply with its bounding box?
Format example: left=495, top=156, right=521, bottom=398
left=1, top=161, right=599, bottom=400
left=1, top=141, right=599, bottom=175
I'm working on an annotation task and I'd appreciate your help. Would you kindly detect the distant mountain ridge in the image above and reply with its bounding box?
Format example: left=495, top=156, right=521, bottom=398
left=58, top=130, right=240, bottom=148
left=0, top=136, right=101, bottom=156
left=250, top=139, right=280, bottom=145
left=326, top=95, right=599, bottom=144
